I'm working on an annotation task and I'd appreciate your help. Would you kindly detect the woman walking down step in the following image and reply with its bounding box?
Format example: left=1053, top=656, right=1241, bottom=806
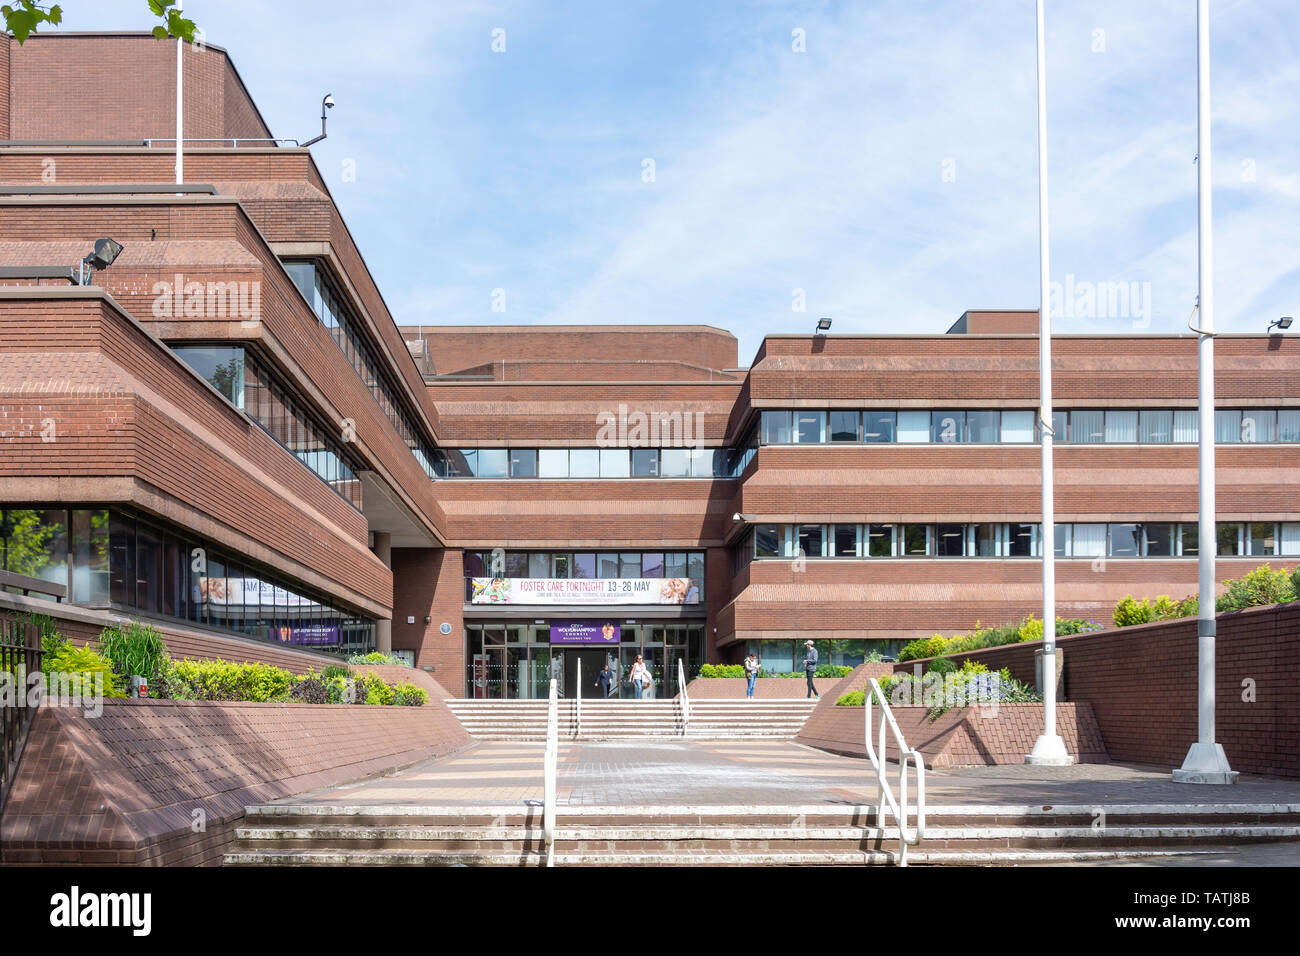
left=744, top=651, right=760, bottom=699
left=630, top=655, right=651, bottom=700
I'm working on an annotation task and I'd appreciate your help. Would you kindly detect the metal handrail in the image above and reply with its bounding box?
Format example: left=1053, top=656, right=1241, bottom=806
left=543, top=676, right=558, bottom=867
left=677, top=658, right=690, bottom=735
left=0, top=569, right=66, bottom=602
left=863, top=677, right=926, bottom=866
left=1, top=613, right=42, bottom=813
left=575, top=657, right=582, bottom=738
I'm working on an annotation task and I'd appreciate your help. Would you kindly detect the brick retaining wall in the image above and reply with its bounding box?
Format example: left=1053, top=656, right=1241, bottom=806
left=0, top=694, right=471, bottom=866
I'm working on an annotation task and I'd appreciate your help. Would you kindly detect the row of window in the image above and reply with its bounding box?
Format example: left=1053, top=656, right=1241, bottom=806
left=284, top=260, right=441, bottom=479
left=435, top=447, right=742, bottom=480
left=175, top=346, right=365, bottom=509
left=742, top=521, right=1300, bottom=561
left=0, top=508, right=375, bottom=655
left=758, top=408, right=1300, bottom=445
left=464, top=550, right=706, bottom=587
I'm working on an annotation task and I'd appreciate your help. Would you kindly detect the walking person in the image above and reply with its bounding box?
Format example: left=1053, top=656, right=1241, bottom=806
left=802, top=640, right=820, bottom=700
left=743, top=651, right=760, bottom=699
left=597, top=658, right=616, bottom=698
left=629, top=654, right=650, bottom=699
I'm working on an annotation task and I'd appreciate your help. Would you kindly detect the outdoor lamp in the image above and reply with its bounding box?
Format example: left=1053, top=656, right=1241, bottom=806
left=1268, top=316, right=1293, bottom=334
left=816, top=317, right=832, bottom=333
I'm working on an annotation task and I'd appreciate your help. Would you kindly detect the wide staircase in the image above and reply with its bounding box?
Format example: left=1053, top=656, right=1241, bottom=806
left=445, top=698, right=817, bottom=740
left=225, top=803, right=1300, bottom=866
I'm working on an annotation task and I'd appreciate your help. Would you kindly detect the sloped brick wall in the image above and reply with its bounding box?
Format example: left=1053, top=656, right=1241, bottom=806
left=0, top=694, right=470, bottom=866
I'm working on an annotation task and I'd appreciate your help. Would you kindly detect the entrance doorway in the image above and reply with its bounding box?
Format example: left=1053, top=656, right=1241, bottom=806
left=563, top=648, right=613, bottom=699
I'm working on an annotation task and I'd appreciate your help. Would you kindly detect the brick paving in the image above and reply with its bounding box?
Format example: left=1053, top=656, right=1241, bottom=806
left=281, top=740, right=1300, bottom=809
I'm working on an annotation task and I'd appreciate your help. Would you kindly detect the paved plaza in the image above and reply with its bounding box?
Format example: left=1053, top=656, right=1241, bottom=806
left=286, top=740, right=1300, bottom=811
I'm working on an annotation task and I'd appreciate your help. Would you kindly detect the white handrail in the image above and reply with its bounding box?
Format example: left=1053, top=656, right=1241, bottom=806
left=863, top=677, right=926, bottom=866
left=677, top=658, right=690, bottom=735
left=543, top=676, right=558, bottom=867
left=576, top=657, right=582, bottom=738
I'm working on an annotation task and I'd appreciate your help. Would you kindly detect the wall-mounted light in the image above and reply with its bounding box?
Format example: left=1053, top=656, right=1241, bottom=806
left=73, top=237, right=124, bottom=285
left=1268, top=316, right=1293, bottom=334
left=815, top=317, right=832, bottom=334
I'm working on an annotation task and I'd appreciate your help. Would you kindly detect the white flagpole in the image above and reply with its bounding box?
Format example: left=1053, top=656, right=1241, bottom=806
left=1174, top=0, right=1238, bottom=785
left=1027, top=0, right=1071, bottom=766
left=175, top=0, right=184, bottom=187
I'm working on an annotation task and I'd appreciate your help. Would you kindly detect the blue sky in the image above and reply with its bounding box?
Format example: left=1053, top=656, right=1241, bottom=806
left=69, top=0, right=1300, bottom=364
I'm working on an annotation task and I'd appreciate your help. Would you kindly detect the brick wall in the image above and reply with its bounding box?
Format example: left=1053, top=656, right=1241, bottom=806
left=391, top=547, right=466, bottom=691
left=0, top=695, right=470, bottom=865
left=892, top=602, right=1300, bottom=778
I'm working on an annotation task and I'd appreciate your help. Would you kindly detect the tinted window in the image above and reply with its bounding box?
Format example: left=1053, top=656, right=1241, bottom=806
left=863, top=411, right=895, bottom=443
left=829, top=411, right=859, bottom=442
left=761, top=411, right=792, bottom=444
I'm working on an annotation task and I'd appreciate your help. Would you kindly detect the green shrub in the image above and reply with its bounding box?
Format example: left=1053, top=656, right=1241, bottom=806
left=321, top=663, right=353, bottom=681
left=898, top=635, right=950, bottom=662
left=699, top=663, right=746, bottom=678
left=290, top=676, right=330, bottom=704
left=99, top=620, right=169, bottom=682
left=392, top=682, right=429, bottom=707
left=358, top=673, right=395, bottom=706
left=346, top=651, right=410, bottom=666
left=163, top=659, right=295, bottom=702
left=1216, top=564, right=1295, bottom=612
left=43, top=644, right=127, bottom=698
left=836, top=690, right=864, bottom=706
left=1113, top=594, right=1153, bottom=628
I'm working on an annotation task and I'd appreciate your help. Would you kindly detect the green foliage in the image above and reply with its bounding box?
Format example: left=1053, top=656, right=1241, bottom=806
left=898, top=635, right=949, bottom=662
left=290, top=676, right=329, bottom=704
left=699, top=663, right=745, bottom=678
left=898, top=615, right=1100, bottom=661
left=4, top=0, right=196, bottom=44
left=836, top=690, right=865, bottom=706
left=43, top=644, right=127, bottom=698
left=321, top=663, right=353, bottom=681
left=697, top=663, right=853, bottom=679
left=163, top=659, right=295, bottom=702
left=392, top=683, right=429, bottom=707
left=346, top=651, right=410, bottom=666
left=1215, top=564, right=1296, bottom=612
left=358, top=673, right=395, bottom=706
left=1113, top=564, right=1299, bottom=627
left=99, top=620, right=169, bottom=681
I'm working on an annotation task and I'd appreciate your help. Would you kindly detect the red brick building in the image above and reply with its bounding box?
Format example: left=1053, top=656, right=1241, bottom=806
left=2, top=34, right=1297, bottom=698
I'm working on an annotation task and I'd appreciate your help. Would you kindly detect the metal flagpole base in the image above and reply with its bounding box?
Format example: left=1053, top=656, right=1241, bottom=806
left=1026, top=733, right=1074, bottom=766
left=1173, top=742, right=1239, bottom=784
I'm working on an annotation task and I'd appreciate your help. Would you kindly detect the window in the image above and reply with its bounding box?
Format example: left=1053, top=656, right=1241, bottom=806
left=866, top=524, right=894, bottom=557
left=1105, top=410, right=1138, bottom=443
left=932, top=411, right=965, bottom=443
left=832, top=525, right=858, bottom=557
left=689, top=448, right=715, bottom=477
left=754, top=525, right=781, bottom=558
left=863, top=411, right=895, bottom=443
left=1071, top=410, right=1105, bottom=443
left=1215, top=410, right=1241, bottom=444
left=829, top=411, right=859, bottom=443
left=659, top=448, right=690, bottom=477
left=665, top=552, right=688, bottom=578
left=1001, top=411, right=1034, bottom=443
left=505, top=552, right=527, bottom=577
left=1180, top=524, right=1199, bottom=556
left=1073, top=524, right=1106, bottom=557
left=1143, top=523, right=1175, bottom=557
left=477, top=448, right=509, bottom=478
left=1007, top=523, right=1036, bottom=557
left=173, top=346, right=246, bottom=408
left=902, top=525, right=929, bottom=556
left=538, top=449, right=569, bottom=478
left=642, top=553, right=665, bottom=578
left=1248, top=522, right=1277, bottom=556
left=1279, top=410, right=1300, bottom=443
left=1217, top=523, right=1242, bottom=556
left=527, top=553, right=550, bottom=578
left=973, top=523, right=999, bottom=556
left=797, top=525, right=824, bottom=558
left=687, top=552, right=705, bottom=589
left=551, top=554, right=571, bottom=578
left=1241, top=410, right=1276, bottom=443
left=1054, top=525, right=1070, bottom=557
left=1173, top=410, right=1199, bottom=443
left=897, top=411, right=930, bottom=443
left=794, top=411, right=826, bottom=444
left=510, top=449, right=538, bottom=478
left=631, top=448, right=659, bottom=477
left=967, top=411, right=999, bottom=443
left=569, top=448, right=600, bottom=478
left=619, top=553, right=642, bottom=578
left=1109, top=523, right=1140, bottom=557
left=1281, top=523, right=1300, bottom=556
left=573, top=553, right=596, bottom=579
left=1051, top=411, right=1068, bottom=442
left=935, top=523, right=965, bottom=556
left=1140, top=410, right=1173, bottom=443
left=599, top=448, right=630, bottom=478
left=761, top=411, right=792, bottom=445
left=597, top=553, right=620, bottom=578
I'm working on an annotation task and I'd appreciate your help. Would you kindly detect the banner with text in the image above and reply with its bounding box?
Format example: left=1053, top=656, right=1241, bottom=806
left=470, top=577, right=701, bottom=606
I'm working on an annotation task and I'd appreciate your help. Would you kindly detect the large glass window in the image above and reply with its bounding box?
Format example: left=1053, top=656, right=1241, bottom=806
left=1001, top=411, right=1035, bottom=443
left=0, top=508, right=69, bottom=595
left=1140, top=410, right=1173, bottom=443
left=1215, top=410, right=1242, bottom=444
left=477, top=448, right=509, bottom=478
left=793, top=411, right=826, bottom=444
left=863, top=411, right=895, bottom=443
left=570, top=449, right=600, bottom=478
left=1241, top=411, right=1276, bottom=443
left=1217, top=523, right=1243, bottom=556
left=1173, top=410, right=1199, bottom=443
left=1279, top=410, right=1300, bottom=443
left=510, top=449, right=538, bottom=478
left=935, top=523, right=965, bottom=556
left=1007, top=523, right=1036, bottom=557
left=1180, top=523, right=1199, bottom=556
left=1105, top=410, right=1139, bottom=443
left=966, top=411, right=999, bottom=443
left=1072, top=524, right=1107, bottom=557
left=866, top=524, right=894, bottom=557
left=631, top=448, right=659, bottom=477
left=832, top=525, right=858, bottom=557
left=797, top=525, right=824, bottom=558
left=932, top=411, right=965, bottom=444
left=659, top=448, right=690, bottom=477
left=761, top=411, right=793, bottom=445
left=1249, top=522, right=1277, bottom=556
left=599, top=448, right=631, bottom=478
left=829, top=411, right=859, bottom=443
left=897, top=411, right=930, bottom=443
left=902, top=525, right=929, bottom=556
left=538, top=449, right=569, bottom=478
left=754, top=525, right=781, bottom=558
left=1070, top=410, right=1105, bottom=443
left=973, top=523, right=999, bottom=556
left=173, top=346, right=245, bottom=408
left=1109, top=523, right=1140, bottom=557
left=1143, top=523, right=1175, bottom=557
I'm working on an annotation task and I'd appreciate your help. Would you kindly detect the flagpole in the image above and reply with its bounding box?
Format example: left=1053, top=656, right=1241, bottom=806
left=175, top=0, right=184, bottom=187
left=1027, top=0, right=1071, bottom=766
left=1174, top=0, right=1238, bottom=785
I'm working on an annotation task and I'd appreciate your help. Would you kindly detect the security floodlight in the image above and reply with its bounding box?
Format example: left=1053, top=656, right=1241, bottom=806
left=302, top=94, right=336, bottom=147
left=816, top=317, right=832, bottom=333
left=73, top=237, right=124, bottom=285
left=1268, top=316, right=1293, bottom=334
left=733, top=512, right=757, bottom=522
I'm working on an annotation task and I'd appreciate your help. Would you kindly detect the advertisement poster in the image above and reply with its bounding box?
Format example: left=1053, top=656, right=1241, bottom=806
left=470, top=577, right=700, bottom=606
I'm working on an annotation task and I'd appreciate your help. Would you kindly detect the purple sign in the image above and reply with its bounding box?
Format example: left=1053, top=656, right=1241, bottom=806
left=270, top=622, right=340, bottom=646
left=550, top=621, right=621, bottom=645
